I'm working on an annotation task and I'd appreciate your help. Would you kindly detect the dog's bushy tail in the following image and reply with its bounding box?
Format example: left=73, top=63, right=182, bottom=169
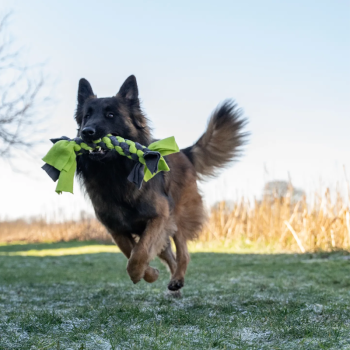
left=182, top=100, right=248, bottom=178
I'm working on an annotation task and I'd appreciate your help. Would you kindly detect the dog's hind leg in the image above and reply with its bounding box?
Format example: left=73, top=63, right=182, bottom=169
left=158, top=241, right=177, bottom=275
left=168, top=234, right=190, bottom=291
left=109, top=232, right=159, bottom=283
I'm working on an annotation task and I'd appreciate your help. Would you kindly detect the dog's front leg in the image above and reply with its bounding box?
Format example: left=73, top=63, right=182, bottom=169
left=109, top=232, right=159, bottom=283
left=127, top=213, right=168, bottom=284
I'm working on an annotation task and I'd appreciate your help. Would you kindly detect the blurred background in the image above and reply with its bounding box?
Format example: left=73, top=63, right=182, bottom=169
left=0, top=0, right=349, bottom=252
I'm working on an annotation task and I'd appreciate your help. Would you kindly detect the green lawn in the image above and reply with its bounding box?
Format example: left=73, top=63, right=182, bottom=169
left=0, top=242, right=349, bottom=349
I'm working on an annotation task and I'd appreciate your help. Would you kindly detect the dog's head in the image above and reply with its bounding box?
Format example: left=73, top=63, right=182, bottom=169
left=75, top=75, right=151, bottom=160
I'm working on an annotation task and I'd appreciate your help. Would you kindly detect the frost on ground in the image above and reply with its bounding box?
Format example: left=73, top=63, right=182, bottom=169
left=0, top=244, right=350, bottom=349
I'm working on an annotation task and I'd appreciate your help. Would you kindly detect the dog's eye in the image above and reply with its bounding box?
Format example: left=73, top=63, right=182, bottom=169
left=85, top=114, right=90, bottom=119
left=107, top=112, right=114, bottom=118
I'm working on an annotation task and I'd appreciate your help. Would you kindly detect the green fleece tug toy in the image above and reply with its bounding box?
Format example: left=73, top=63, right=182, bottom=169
left=42, top=135, right=179, bottom=194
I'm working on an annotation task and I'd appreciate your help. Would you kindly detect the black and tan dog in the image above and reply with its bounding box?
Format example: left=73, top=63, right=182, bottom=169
left=75, top=75, right=247, bottom=291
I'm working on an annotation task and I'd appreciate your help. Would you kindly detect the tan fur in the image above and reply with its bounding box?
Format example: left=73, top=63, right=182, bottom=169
left=109, top=152, right=206, bottom=288
left=190, top=101, right=247, bottom=178
left=110, top=103, right=247, bottom=290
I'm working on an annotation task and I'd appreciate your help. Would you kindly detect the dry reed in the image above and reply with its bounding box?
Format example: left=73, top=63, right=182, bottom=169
left=202, top=185, right=350, bottom=252
left=0, top=215, right=112, bottom=244
left=1, top=186, right=349, bottom=252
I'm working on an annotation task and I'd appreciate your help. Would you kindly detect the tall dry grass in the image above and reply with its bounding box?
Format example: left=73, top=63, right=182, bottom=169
left=0, top=215, right=112, bottom=244
left=202, top=186, right=350, bottom=252
left=1, top=185, right=349, bottom=252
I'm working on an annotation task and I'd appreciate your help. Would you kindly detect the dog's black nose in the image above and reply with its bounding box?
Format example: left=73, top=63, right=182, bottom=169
left=82, top=127, right=96, bottom=137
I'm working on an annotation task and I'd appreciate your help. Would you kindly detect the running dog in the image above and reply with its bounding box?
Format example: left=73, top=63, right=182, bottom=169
left=75, top=75, right=247, bottom=291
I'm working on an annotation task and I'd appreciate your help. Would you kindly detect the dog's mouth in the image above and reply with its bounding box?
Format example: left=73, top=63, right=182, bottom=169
left=87, top=133, right=118, bottom=160
left=88, top=146, right=109, bottom=160
left=83, top=132, right=119, bottom=160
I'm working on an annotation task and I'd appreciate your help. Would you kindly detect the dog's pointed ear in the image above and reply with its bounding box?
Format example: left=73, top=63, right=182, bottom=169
left=117, top=75, right=139, bottom=101
left=75, top=78, right=94, bottom=125
left=78, top=78, right=94, bottom=105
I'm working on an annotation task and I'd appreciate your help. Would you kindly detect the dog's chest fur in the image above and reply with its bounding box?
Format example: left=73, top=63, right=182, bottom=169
left=77, top=154, right=169, bottom=235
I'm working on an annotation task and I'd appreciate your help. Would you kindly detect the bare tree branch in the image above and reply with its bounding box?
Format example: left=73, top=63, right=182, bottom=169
left=0, top=12, right=49, bottom=158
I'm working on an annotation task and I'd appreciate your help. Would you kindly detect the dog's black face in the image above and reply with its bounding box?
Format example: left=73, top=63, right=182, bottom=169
left=75, top=75, right=151, bottom=161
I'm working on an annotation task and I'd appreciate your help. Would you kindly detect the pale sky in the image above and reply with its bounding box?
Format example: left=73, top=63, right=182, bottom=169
left=0, top=0, right=349, bottom=220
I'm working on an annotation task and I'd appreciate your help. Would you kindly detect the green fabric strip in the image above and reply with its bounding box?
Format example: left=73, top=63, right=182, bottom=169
left=144, top=137, right=180, bottom=182
left=42, top=135, right=179, bottom=194
left=42, top=140, right=78, bottom=194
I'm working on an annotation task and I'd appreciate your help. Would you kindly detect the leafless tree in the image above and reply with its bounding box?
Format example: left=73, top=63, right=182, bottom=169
left=263, top=180, right=305, bottom=204
left=0, top=13, right=48, bottom=158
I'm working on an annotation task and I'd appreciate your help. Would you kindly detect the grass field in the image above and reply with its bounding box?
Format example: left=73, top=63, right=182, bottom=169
left=0, top=242, right=350, bottom=349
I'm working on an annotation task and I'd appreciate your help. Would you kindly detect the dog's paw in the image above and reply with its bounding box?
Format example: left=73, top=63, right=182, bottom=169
left=168, top=278, right=184, bottom=291
left=128, top=274, right=143, bottom=284
left=127, top=261, right=147, bottom=284
left=143, top=266, right=159, bottom=283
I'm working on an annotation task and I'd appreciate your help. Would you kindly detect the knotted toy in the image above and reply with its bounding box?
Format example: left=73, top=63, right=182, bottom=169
left=42, top=135, right=179, bottom=194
